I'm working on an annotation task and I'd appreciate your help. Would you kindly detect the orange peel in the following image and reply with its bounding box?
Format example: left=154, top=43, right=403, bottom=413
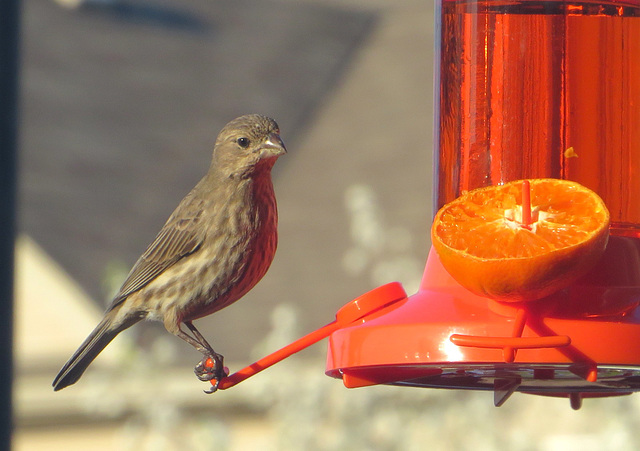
left=431, top=179, right=610, bottom=302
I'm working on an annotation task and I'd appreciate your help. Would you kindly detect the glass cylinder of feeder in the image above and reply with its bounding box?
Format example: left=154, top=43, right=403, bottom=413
left=434, top=0, right=640, bottom=237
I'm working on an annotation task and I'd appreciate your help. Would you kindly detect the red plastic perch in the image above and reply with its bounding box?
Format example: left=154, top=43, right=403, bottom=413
left=212, top=282, right=408, bottom=390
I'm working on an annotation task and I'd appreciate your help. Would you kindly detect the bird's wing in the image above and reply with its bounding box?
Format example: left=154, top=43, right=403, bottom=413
left=110, top=196, right=206, bottom=307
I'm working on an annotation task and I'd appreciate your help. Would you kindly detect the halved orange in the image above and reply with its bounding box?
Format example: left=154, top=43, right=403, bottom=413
left=431, top=179, right=610, bottom=302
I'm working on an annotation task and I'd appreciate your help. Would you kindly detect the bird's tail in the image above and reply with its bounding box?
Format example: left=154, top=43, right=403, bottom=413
left=52, top=308, right=142, bottom=391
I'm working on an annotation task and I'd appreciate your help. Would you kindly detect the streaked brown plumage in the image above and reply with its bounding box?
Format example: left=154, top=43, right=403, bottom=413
left=53, top=114, right=286, bottom=392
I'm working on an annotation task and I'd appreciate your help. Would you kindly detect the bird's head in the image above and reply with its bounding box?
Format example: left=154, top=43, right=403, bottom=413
left=212, top=114, right=286, bottom=178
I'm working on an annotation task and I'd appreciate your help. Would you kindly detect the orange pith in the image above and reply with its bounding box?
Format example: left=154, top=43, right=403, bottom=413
left=431, top=179, right=610, bottom=302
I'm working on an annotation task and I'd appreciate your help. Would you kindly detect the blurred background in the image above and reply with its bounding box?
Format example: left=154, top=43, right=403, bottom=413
left=14, top=0, right=640, bottom=449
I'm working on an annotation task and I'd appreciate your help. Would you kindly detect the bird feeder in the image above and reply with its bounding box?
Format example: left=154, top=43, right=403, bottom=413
left=214, top=0, right=640, bottom=409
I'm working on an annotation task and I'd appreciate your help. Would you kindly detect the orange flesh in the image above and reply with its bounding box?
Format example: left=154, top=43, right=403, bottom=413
left=435, top=180, right=608, bottom=260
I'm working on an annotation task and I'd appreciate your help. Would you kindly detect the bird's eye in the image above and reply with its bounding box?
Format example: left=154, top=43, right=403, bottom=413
left=237, top=137, right=250, bottom=148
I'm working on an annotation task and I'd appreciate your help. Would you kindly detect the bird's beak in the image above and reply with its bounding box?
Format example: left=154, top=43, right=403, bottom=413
left=261, top=133, right=286, bottom=158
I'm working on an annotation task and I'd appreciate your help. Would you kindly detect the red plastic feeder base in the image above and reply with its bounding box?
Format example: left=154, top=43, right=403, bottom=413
left=326, top=244, right=640, bottom=408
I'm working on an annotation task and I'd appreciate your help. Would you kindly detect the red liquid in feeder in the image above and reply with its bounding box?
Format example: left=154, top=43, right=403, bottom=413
left=435, top=0, right=640, bottom=238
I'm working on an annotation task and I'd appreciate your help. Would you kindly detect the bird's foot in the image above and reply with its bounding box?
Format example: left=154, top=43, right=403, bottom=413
left=194, top=353, right=228, bottom=393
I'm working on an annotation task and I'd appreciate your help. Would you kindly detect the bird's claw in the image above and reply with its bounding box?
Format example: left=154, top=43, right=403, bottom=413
left=204, top=382, right=219, bottom=394
left=194, top=358, right=216, bottom=382
left=194, top=354, right=227, bottom=393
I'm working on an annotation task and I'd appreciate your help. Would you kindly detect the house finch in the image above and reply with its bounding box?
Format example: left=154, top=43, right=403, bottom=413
left=53, top=114, right=286, bottom=392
